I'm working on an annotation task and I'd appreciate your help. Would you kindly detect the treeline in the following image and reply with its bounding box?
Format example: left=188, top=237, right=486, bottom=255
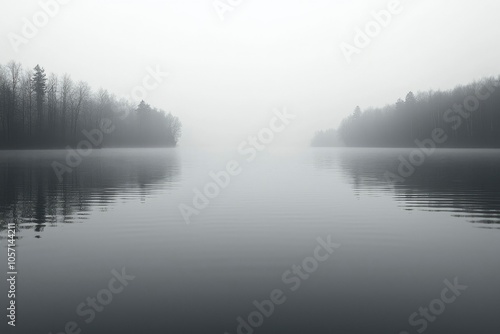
left=0, top=61, right=182, bottom=149
left=313, top=76, right=500, bottom=148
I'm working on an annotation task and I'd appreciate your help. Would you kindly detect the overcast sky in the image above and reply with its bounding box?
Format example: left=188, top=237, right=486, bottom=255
left=2, top=0, right=500, bottom=147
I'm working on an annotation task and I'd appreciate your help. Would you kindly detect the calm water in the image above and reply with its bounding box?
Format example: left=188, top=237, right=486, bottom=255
left=1, top=148, right=499, bottom=334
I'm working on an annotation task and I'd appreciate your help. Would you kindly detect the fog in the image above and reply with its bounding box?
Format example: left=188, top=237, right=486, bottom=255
left=2, top=0, right=500, bottom=147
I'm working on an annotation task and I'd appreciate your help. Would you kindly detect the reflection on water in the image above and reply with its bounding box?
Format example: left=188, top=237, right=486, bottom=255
left=0, top=148, right=499, bottom=334
left=5, top=148, right=498, bottom=235
left=315, top=148, right=500, bottom=228
left=0, top=149, right=180, bottom=236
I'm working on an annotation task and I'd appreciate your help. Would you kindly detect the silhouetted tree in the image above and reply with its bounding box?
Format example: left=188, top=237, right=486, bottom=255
left=32, top=65, right=47, bottom=137
left=0, top=61, right=182, bottom=149
left=324, top=76, right=500, bottom=148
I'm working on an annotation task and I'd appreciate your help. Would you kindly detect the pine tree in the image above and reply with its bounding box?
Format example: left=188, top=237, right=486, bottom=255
left=32, top=65, right=47, bottom=136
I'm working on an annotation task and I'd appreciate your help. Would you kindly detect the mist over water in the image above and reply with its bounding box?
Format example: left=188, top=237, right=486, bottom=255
left=1, top=148, right=499, bottom=334
left=2, top=1, right=500, bottom=332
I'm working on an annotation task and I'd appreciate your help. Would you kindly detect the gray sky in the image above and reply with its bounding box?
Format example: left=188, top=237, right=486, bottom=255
left=2, top=0, right=500, bottom=147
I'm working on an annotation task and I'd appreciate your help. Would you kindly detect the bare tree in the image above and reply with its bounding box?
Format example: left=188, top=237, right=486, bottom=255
left=70, top=81, right=90, bottom=138
left=6, top=61, right=21, bottom=142
left=0, top=61, right=182, bottom=148
left=60, top=74, right=73, bottom=140
left=0, top=65, right=7, bottom=142
left=47, top=73, right=59, bottom=141
left=20, top=69, right=33, bottom=138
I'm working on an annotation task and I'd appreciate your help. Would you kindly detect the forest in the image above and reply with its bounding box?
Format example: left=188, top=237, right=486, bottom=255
left=312, top=76, right=500, bottom=148
left=0, top=61, right=182, bottom=149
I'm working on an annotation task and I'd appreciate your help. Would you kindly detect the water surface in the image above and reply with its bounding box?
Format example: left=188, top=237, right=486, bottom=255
left=1, top=148, right=499, bottom=334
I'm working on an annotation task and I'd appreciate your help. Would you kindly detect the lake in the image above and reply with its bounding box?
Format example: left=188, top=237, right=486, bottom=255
left=1, top=148, right=499, bottom=334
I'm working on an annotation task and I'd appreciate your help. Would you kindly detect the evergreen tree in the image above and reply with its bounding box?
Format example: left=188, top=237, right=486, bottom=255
left=32, top=64, right=47, bottom=136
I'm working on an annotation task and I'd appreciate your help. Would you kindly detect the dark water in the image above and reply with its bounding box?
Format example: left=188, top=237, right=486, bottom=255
left=1, top=148, right=499, bottom=334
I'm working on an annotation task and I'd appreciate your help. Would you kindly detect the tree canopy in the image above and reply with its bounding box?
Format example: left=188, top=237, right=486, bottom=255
left=313, top=76, right=500, bottom=148
left=0, top=61, right=182, bottom=149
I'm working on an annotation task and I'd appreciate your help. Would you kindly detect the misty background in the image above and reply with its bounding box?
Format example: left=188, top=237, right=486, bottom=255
left=1, top=0, right=500, bottom=147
